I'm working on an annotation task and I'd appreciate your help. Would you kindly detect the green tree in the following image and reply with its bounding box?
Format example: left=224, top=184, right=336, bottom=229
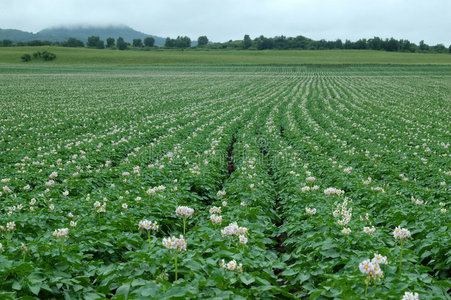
left=368, top=37, right=383, bottom=50
left=144, top=37, right=155, bottom=47
left=133, top=39, right=143, bottom=47
left=106, top=37, right=115, bottom=48
left=87, top=36, right=100, bottom=47
left=243, top=34, right=252, bottom=49
left=164, top=37, right=174, bottom=47
left=197, top=36, right=209, bottom=47
left=2, top=39, right=13, bottom=47
left=419, top=40, right=429, bottom=51
left=174, top=36, right=191, bottom=48
left=62, top=37, right=84, bottom=47
left=21, top=54, right=31, bottom=62
left=117, top=37, right=127, bottom=50
left=449, top=45, right=451, bottom=53
left=255, top=35, right=274, bottom=50
left=95, top=40, right=105, bottom=49
left=432, top=43, right=446, bottom=53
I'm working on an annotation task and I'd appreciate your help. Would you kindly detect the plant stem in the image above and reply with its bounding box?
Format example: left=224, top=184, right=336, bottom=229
left=61, top=239, right=64, bottom=252
left=174, top=252, right=178, bottom=281
left=147, top=230, right=151, bottom=250
left=183, top=218, right=186, bottom=235
left=364, top=280, right=369, bottom=300
left=22, top=252, right=26, bottom=262
left=399, top=240, right=404, bottom=274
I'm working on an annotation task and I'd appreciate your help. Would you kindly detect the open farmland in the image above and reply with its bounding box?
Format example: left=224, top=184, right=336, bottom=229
left=0, top=65, right=450, bottom=299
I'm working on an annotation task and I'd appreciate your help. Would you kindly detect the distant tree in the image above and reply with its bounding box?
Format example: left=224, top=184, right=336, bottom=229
left=106, top=37, right=115, bottom=48
left=175, top=36, right=191, bottom=48
left=367, top=37, right=383, bottom=50
left=2, top=39, right=13, bottom=47
left=273, top=36, right=288, bottom=49
left=31, top=51, right=56, bottom=61
left=133, top=38, right=143, bottom=47
left=165, top=36, right=191, bottom=48
left=197, top=36, right=209, bottom=47
left=353, top=39, right=367, bottom=49
left=255, top=35, right=274, bottom=50
left=335, top=39, right=343, bottom=49
left=21, top=54, right=31, bottom=62
left=432, top=43, right=446, bottom=53
left=117, top=37, right=127, bottom=50
left=63, top=37, right=84, bottom=47
left=87, top=36, right=100, bottom=48
left=242, top=34, right=252, bottom=49
left=449, top=45, right=451, bottom=53
left=344, top=39, right=352, bottom=49
left=384, top=38, right=399, bottom=52
left=288, top=35, right=309, bottom=49
left=164, top=37, right=174, bottom=47
left=41, top=51, right=56, bottom=61
left=144, top=37, right=155, bottom=47
left=419, top=40, right=429, bottom=51
left=24, top=40, right=51, bottom=46
left=95, top=40, right=105, bottom=49
left=399, top=39, right=414, bottom=52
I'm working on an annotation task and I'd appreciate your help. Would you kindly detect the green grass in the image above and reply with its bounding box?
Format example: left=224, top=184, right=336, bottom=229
left=1, top=46, right=451, bottom=66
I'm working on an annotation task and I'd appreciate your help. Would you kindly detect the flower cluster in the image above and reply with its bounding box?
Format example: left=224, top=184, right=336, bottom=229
left=147, top=185, right=166, bottom=195
left=305, top=207, right=317, bottom=216
left=306, top=176, right=315, bottom=183
left=359, top=253, right=388, bottom=281
left=162, top=235, right=187, bottom=252
left=94, top=201, right=107, bottom=213
left=221, top=222, right=248, bottom=237
left=6, top=221, right=15, bottom=231
left=363, top=226, right=376, bottom=234
left=333, top=197, right=352, bottom=226
left=393, top=226, right=411, bottom=241
left=210, top=214, right=222, bottom=225
left=220, top=259, right=243, bottom=272
left=402, top=292, right=419, bottom=300
left=52, top=228, right=69, bottom=239
left=301, top=185, right=320, bottom=192
left=209, top=206, right=221, bottom=214
left=324, top=187, right=345, bottom=196
left=217, top=190, right=226, bottom=198
left=175, top=206, right=194, bottom=218
left=139, top=220, right=159, bottom=231
left=341, top=227, right=351, bottom=235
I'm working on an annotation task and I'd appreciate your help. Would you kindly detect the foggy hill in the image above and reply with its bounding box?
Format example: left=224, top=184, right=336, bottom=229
left=0, top=25, right=166, bottom=46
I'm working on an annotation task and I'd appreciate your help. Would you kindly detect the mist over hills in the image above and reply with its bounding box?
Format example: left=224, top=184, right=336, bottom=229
left=0, top=25, right=166, bottom=46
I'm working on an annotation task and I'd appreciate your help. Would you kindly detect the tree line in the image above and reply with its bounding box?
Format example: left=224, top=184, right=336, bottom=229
left=1, top=35, right=450, bottom=53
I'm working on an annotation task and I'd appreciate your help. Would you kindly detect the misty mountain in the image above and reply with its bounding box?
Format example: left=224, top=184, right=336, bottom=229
left=0, top=25, right=166, bottom=46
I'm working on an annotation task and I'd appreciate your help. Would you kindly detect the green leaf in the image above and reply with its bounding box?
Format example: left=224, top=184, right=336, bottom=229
left=28, top=284, right=41, bottom=296
left=240, top=274, right=255, bottom=285
left=165, top=286, right=187, bottom=298
left=12, top=281, right=21, bottom=291
left=116, top=282, right=130, bottom=298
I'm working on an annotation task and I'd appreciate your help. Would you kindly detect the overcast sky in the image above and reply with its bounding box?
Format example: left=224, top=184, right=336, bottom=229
left=1, top=0, right=450, bottom=45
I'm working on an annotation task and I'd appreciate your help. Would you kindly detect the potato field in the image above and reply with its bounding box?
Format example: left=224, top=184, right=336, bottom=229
left=0, top=65, right=450, bottom=299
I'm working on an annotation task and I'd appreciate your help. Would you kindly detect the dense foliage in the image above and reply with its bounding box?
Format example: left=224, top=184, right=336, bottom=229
left=0, top=66, right=449, bottom=299
left=2, top=34, right=450, bottom=53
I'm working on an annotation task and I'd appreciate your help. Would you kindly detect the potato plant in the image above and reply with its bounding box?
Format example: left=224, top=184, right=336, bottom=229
left=0, top=65, right=449, bottom=299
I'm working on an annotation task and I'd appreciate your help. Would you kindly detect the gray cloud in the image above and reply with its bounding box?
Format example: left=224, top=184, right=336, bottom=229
left=0, top=0, right=450, bottom=45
